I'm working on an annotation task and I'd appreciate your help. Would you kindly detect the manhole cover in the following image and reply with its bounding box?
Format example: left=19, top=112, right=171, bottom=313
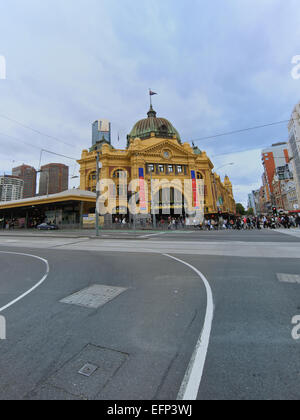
left=78, top=363, right=98, bottom=377
left=37, top=344, right=128, bottom=400
left=277, top=273, right=300, bottom=284
left=60, top=284, right=128, bottom=309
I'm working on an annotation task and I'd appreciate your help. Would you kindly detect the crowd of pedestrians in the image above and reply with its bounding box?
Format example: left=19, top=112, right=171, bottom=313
left=113, top=213, right=300, bottom=230
left=1, top=219, right=16, bottom=230
left=111, top=213, right=300, bottom=231
left=200, top=214, right=300, bottom=230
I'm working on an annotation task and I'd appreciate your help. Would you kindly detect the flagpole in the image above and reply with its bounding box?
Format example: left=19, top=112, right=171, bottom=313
left=149, top=89, right=152, bottom=107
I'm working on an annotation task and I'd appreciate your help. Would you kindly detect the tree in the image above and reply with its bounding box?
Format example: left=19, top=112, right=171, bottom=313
left=236, top=203, right=246, bottom=215
left=247, top=208, right=254, bottom=216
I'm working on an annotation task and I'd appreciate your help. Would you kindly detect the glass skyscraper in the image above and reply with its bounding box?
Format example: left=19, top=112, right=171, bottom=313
left=92, top=119, right=111, bottom=145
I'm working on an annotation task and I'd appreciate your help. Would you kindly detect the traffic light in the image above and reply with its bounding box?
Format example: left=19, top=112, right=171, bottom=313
left=272, top=207, right=277, bottom=216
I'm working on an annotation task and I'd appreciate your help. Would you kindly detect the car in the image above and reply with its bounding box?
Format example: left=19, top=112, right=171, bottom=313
left=37, top=223, right=59, bottom=231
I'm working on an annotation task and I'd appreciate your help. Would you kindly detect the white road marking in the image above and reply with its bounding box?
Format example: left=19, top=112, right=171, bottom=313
left=2, top=237, right=300, bottom=259
left=164, top=254, right=214, bottom=401
left=0, top=251, right=49, bottom=313
left=139, top=232, right=167, bottom=238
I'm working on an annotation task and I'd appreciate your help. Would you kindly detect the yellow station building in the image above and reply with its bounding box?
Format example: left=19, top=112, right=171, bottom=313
left=0, top=105, right=236, bottom=229
left=78, top=105, right=236, bottom=221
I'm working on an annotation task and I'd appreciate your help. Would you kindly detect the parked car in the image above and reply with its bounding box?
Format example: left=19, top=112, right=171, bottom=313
left=37, top=223, right=59, bottom=231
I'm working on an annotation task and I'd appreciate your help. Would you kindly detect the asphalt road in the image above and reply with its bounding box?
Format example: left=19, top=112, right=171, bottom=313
left=0, top=229, right=299, bottom=400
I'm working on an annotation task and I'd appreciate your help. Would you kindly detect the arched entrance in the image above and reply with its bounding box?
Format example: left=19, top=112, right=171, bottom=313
left=152, top=187, right=187, bottom=219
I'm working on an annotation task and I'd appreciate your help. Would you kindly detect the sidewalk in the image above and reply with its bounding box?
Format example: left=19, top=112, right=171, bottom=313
left=0, top=228, right=166, bottom=240
left=275, top=228, right=300, bottom=239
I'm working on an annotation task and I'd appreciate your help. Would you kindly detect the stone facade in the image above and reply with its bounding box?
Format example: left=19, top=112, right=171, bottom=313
left=77, top=107, right=236, bottom=221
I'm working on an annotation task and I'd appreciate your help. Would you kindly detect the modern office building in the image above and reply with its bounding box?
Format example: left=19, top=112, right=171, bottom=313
left=261, top=143, right=290, bottom=196
left=248, top=190, right=260, bottom=215
left=288, top=102, right=300, bottom=204
left=12, top=164, right=37, bottom=198
left=0, top=176, right=24, bottom=202
left=39, top=163, right=69, bottom=196
left=92, top=119, right=111, bottom=146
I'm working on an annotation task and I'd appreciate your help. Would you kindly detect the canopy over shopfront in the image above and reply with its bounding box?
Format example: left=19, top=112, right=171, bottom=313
left=0, top=189, right=96, bottom=229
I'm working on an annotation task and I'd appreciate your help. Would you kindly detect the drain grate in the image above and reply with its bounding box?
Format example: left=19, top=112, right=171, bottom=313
left=277, top=273, right=300, bottom=284
left=60, top=284, right=128, bottom=309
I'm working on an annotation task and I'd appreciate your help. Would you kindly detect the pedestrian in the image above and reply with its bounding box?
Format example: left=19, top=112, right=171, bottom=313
left=289, top=215, right=296, bottom=228
left=263, top=216, right=267, bottom=229
left=256, top=218, right=261, bottom=230
left=211, top=219, right=215, bottom=230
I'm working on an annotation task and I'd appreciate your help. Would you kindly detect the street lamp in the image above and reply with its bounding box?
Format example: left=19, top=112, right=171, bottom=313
left=95, top=152, right=102, bottom=237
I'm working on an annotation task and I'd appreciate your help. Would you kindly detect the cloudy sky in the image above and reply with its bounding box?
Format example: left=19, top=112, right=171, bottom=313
left=0, top=0, right=299, bottom=205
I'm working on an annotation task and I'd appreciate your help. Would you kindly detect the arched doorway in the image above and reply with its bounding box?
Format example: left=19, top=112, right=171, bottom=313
left=152, top=187, right=187, bottom=219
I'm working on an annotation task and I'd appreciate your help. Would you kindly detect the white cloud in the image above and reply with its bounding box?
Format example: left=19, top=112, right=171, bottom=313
left=0, top=0, right=299, bottom=197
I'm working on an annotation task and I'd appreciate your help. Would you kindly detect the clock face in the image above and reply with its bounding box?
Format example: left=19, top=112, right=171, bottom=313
left=163, top=151, right=170, bottom=159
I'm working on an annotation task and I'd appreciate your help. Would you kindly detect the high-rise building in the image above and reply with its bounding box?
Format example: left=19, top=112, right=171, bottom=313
left=261, top=142, right=290, bottom=196
left=288, top=102, right=300, bottom=204
left=248, top=190, right=260, bottom=215
left=281, top=180, right=299, bottom=211
left=92, top=119, right=111, bottom=146
left=0, top=176, right=24, bottom=201
left=12, top=164, right=37, bottom=198
left=39, top=164, right=69, bottom=196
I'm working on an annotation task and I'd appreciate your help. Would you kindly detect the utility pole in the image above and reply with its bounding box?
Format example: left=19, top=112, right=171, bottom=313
left=36, top=169, right=50, bottom=196
left=46, top=169, right=50, bottom=196
left=95, top=152, right=102, bottom=237
left=150, top=171, right=157, bottom=229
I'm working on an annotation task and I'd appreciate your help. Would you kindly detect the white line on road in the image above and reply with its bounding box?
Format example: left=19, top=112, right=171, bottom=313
left=164, top=254, right=214, bottom=401
left=139, top=232, right=167, bottom=238
left=0, top=251, right=49, bottom=313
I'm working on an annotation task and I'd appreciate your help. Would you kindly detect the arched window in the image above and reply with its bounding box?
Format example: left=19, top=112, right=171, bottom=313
left=197, top=172, right=204, bottom=180
left=113, top=169, right=127, bottom=179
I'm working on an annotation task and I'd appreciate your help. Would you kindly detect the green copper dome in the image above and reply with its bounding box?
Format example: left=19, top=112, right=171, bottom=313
left=127, top=106, right=181, bottom=144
